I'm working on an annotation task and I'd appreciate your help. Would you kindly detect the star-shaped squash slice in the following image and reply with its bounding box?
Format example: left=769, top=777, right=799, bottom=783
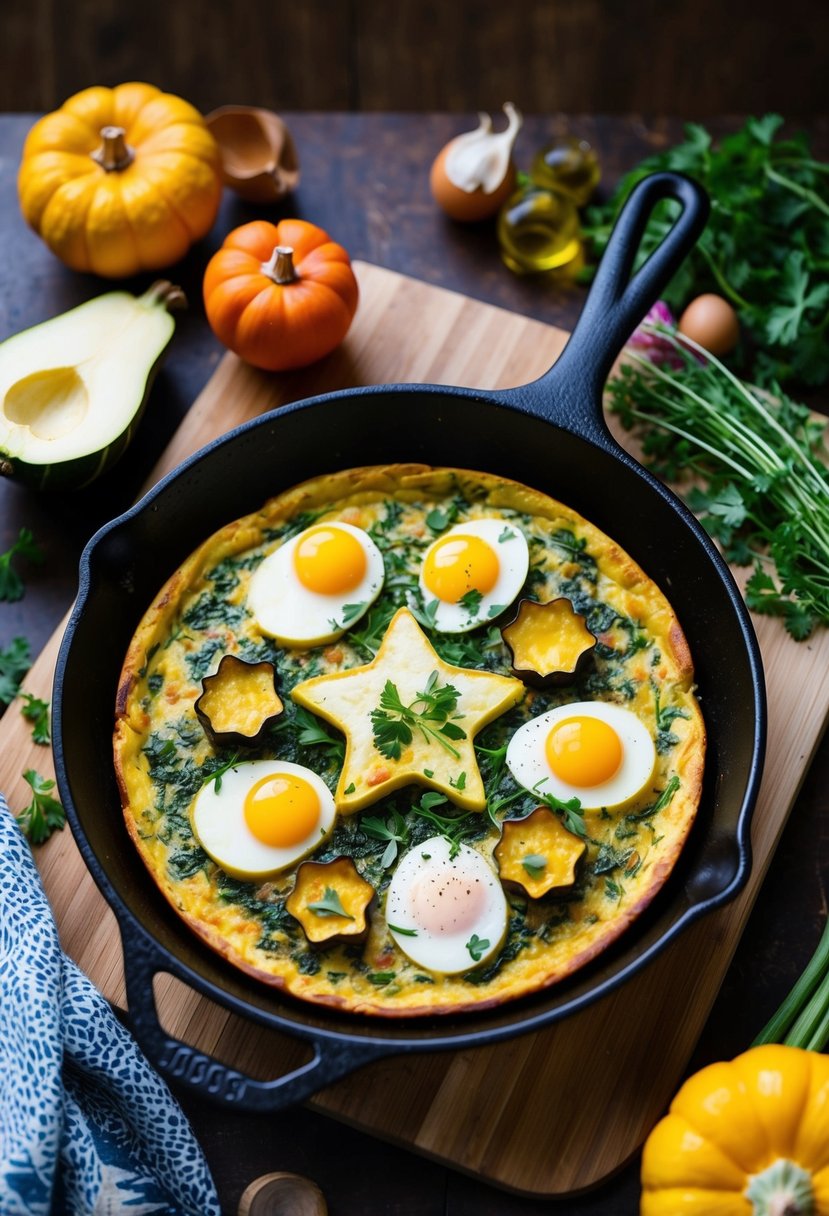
left=292, top=607, right=524, bottom=814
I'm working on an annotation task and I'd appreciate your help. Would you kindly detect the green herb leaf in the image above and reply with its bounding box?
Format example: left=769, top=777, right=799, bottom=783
left=522, top=854, right=547, bottom=878
left=0, top=529, right=44, bottom=602
left=203, top=753, right=241, bottom=793
left=307, top=887, right=354, bottom=919
left=426, top=505, right=458, bottom=533
left=458, top=589, right=483, bottom=617
left=412, top=794, right=479, bottom=859
left=367, top=971, right=396, bottom=985
left=498, top=527, right=516, bottom=543
left=294, top=706, right=345, bottom=763
left=533, top=781, right=587, bottom=837
left=370, top=710, right=412, bottom=761
left=19, top=693, right=50, bottom=744
left=340, top=601, right=367, bottom=626
left=388, top=923, right=418, bottom=937
left=0, top=637, right=31, bottom=708
left=15, top=770, right=65, bottom=844
left=371, top=676, right=466, bottom=761
left=466, top=933, right=490, bottom=962
left=344, top=782, right=356, bottom=795
left=347, top=599, right=398, bottom=658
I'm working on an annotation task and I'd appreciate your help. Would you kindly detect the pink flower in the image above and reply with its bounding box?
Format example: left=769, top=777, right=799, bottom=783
left=628, top=302, right=685, bottom=367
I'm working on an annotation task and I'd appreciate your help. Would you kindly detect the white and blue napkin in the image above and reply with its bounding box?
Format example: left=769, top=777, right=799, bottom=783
left=0, top=794, right=221, bottom=1216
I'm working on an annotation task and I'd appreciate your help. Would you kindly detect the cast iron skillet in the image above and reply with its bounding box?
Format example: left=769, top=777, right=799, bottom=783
left=54, top=171, right=766, bottom=1112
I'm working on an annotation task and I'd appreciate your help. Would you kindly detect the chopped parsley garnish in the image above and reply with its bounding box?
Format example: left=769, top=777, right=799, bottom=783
left=522, top=854, right=547, bottom=878
left=408, top=595, right=440, bottom=631
left=344, top=782, right=356, bottom=795
left=604, top=878, right=624, bottom=903
left=412, top=793, right=479, bottom=859
left=533, top=781, right=587, bottom=838
left=449, top=771, right=467, bottom=791
left=371, top=673, right=466, bottom=761
left=388, top=923, right=418, bottom=937
left=361, top=809, right=409, bottom=867
left=476, top=739, right=508, bottom=781
left=202, top=753, right=241, bottom=793
left=458, top=588, right=483, bottom=617
left=498, top=527, right=516, bottom=543
left=466, top=934, right=490, bottom=962
left=329, top=601, right=367, bottom=631
left=426, top=505, right=458, bottom=533
left=307, top=888, right=353, bottom=919
left=625, top=776, right=681, bottom=822
left=295, top=706, right=345, bottom=763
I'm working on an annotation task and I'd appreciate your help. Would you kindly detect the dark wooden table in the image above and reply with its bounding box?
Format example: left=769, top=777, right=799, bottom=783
left=1, top=112, right=827, bottom=1216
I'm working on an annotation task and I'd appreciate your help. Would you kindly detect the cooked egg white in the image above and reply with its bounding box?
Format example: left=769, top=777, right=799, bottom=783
left=191, top=759, right=337, bottom=879
left=506, top=701, right=656, bottom=812
left=385, top=835, right=508, bottom=973
left=248, top=520, right=385, bottom=647
left=418, top=518, right=529, bottom=634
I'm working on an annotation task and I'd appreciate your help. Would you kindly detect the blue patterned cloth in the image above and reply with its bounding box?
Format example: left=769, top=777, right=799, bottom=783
left=0, top=795, right=221, bottom=1216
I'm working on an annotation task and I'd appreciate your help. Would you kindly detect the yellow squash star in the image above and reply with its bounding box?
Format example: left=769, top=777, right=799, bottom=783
left=291, top=607, right=525, bottom=813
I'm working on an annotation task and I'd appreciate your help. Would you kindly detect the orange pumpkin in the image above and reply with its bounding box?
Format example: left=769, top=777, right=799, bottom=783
left=18, top=83, right=221, bottom=278
left=202, top=219, right=359, bottom=371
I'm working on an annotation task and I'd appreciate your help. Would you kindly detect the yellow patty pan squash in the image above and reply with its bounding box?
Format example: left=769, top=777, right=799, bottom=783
left=641, top=1045, right=829, bottom=1215
left=18, top=82, right=222, bottom=278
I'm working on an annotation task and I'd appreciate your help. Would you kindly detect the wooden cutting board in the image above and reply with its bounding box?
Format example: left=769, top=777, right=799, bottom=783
left=4, top=261, right=829, bottom=1197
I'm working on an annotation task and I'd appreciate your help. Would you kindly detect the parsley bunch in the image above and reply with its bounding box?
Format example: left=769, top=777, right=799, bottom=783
left=585, top=115, right=829, bottom=388
left=608, top=326, right=829, bottom=639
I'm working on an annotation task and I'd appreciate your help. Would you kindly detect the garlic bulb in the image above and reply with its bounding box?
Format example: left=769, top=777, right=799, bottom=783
left=430, top=103, right=523, bottom=222
left=446, top=102, right=523, bottom=193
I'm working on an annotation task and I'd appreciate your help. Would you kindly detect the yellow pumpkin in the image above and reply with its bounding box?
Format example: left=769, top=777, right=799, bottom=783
left=18, top=82, right=222, bottom=278
left=641, top=1045, right=829, bottom=1215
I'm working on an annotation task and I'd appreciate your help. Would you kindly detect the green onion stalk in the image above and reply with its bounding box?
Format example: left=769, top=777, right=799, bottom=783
left=606, top=325, right=829, bottom=640
left=752, top=913, right=829, bottom=1051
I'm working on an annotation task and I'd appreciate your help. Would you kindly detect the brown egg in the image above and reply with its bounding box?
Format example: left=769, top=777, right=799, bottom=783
left=678, top=294, right=740, bottom=356
left=430, top=141, right=517, bottom=222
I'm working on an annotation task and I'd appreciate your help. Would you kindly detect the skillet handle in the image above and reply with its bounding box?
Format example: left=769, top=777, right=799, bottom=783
left=511, top=171, right=709, bottom=443
left=122, top=928, right=394, bottom=1112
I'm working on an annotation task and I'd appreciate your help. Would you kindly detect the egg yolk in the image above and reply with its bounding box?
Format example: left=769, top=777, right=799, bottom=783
left=422, top=534, right=499, bottom=603
left=293, top=526, right=367, bottom=595
left=545, top=716, right=623, bottom=788
left=243, top=773, right=320, bottom=847
left=409, top=869, right=487, bottom=934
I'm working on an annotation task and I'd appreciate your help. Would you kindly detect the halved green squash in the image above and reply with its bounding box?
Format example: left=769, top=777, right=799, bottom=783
left=0, top=281, right=184, bottom=490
